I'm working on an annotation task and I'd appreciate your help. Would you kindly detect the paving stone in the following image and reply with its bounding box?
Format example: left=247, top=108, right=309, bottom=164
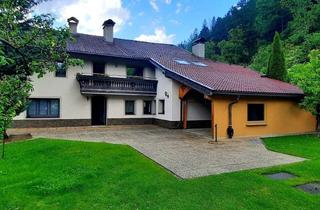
left=296, top=182, right=320, bottom=194
left=265, top=172, right=297, bottom=180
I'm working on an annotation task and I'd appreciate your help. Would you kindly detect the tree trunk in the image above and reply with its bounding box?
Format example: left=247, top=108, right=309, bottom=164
left=317, top=105, right=320, bottom=131
left=1, top=130, right=5, bottom=159
left=3, top=129, right=8, bottom=139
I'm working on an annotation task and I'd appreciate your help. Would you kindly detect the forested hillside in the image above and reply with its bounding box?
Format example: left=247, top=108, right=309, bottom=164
left=179, top=0, right=320, bottom=114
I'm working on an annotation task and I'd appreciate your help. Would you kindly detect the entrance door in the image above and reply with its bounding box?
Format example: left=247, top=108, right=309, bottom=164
left=91, top=96, right=106, bottom=125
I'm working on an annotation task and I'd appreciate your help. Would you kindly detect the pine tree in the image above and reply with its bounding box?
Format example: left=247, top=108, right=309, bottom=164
left=267, top=32, right=287, bottom=81
left=199, top=20, right=210, bottom=40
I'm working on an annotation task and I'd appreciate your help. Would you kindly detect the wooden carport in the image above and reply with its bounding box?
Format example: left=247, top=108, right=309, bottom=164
left=179, top=85, right=215, bottom=139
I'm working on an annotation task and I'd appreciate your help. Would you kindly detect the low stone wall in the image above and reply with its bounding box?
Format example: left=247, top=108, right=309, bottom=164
left=12, top=119, right=211, bottom=129
left=12, top=119, right=91, bottom=128
left=107, top=118, right=153, bottom=125
left=153, top=119, right=181, bottom=129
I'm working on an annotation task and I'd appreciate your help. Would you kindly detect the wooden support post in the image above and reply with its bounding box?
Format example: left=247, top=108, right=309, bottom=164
left=179, top=85, right=191, bottom=130
left=211, top=99, right=215, bottom=139
left=182, top=99, right=188, bottom=129
left=179, top=86, right=191, bottom=99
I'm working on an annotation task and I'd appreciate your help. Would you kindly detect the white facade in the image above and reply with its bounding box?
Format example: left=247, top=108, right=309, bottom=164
left=15, top=61, right=92, bottom=120
left=14, top=59, right=210, bottom=126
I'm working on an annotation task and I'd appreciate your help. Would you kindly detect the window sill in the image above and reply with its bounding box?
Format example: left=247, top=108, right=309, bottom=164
left=26, top=117, right=60, bottom=120
left=246, top=121, right=267, bottom=126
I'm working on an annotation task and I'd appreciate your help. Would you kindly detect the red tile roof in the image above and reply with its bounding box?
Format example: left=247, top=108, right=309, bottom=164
left=67, top=34, right=303, bottom=97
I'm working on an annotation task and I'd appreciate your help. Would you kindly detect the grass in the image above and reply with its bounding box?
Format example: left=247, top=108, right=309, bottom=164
left=0, top=135, right=319, bottom=209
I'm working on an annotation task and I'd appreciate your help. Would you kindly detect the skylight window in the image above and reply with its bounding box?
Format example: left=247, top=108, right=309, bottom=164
left=192, top=62, right=208, bottom=67
left=175, top=60, right=190, bottom=65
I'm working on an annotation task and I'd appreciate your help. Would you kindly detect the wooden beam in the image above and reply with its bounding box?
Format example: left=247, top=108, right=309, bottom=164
left=204, top=95, right=211, bottom=100
left=211, top=99, right=215, bottom=139
left=182, top=99, right=188, bottom=129
left=179, top=86, right=191, bottom=99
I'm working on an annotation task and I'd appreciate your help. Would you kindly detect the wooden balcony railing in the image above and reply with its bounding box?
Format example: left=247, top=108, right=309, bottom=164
left=76, top=74, right=158, bottom=96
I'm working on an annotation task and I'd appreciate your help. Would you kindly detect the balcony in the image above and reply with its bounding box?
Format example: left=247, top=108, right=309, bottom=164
left=76, top=74, right=158, bottom=96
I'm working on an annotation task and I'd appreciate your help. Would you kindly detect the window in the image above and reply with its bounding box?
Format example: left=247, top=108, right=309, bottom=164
left=175, top=60, right=190, bottom=65
left=143, top=101, right=152, bottom=115
left=93, top=63, right=105, bottom=74
left=247, top=104, right=265, bottom=122
left=125, top=100, right=135, bottom=115
left=192, top=62, right=208, bottom=67
left=27, top=99, right=60, bottom=118
left=158, top=100, right=165, bottom=114
left=55, top=62, right=66, bottom=77
left=127, top=67, right=143, bottom=78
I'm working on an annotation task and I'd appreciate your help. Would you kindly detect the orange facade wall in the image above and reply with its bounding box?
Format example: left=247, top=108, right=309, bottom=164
left=212, top=96, right=316, bottom=138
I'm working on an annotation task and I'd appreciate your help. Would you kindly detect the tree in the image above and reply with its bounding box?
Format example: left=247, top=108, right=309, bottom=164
left=267, top=32, right=287, bottom=81
left=255, top=0, right=292, bottom=41
left=199, top=19, right=210, bottom=40
left=209, top=16, right=216, bottom=38
left=0, top=0, right=81, bottom=158
left=218, top=27, right=249, bottom=64
left=281, top=0, right=319, bottom=38
left=250, top=44, right=271, bottom=73
left=289, top=50, right=320, bottom=122
left=205, top=41, right=220, bottom=61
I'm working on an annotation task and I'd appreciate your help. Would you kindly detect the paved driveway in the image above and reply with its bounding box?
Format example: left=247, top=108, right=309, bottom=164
left=9, top=125, right=305, bottom=179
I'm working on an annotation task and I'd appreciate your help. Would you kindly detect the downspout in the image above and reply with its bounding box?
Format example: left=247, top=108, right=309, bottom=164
left=179, top=99, right=183, bottom=129
left=227, top=96, right=240, bottom=139
left=316, top=104, right=320, bottom=131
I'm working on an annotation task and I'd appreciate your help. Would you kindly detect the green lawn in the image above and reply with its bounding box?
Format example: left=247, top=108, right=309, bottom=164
left=0, top=135, right=319, bottom=209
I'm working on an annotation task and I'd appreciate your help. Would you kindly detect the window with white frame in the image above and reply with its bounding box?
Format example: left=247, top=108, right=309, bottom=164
left=143, top=101, right=152, bottom=115
left=125, top=100, right=135, bottom=115
left=27, top=99, right=60, bottom=118
left=55, top=62, right=66, bottom=77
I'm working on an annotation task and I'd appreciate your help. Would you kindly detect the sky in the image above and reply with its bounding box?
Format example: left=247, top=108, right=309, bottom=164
left=34, top=0, right=239, bottom=44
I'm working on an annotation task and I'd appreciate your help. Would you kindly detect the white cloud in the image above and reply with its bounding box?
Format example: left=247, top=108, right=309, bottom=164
left=169, top=19, right=180, bottom=25
left=134, top=27, right=175, bottom=44
left=149, top=0, right=159, bottom=12
left=175, top=2, right=190, bottom=14
left=34, top=0, right=130, bottom=35
left=164, top=0, right=172, bottom=4
left=176, top=3, right=182, bottom=14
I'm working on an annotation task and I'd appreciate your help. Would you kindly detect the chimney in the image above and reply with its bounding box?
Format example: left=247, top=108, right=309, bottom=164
left=192, top=37, right=206, bottom=58
left=103, top=19, right=116, bottom=43
left=67, top=17, right=79, bottom=34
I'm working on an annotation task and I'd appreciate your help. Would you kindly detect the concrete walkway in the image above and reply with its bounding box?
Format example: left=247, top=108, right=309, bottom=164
left=8, top=125, right=305, bottom=179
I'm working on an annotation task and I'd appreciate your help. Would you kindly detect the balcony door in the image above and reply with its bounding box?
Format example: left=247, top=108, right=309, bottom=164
left=91, top=96, right=106, bottom=126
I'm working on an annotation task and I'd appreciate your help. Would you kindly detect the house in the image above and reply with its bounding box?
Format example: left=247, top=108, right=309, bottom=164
left=13, top=18, right=316, bottom=139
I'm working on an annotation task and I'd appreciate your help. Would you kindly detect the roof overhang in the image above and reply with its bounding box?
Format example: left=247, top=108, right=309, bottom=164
left=210, top=90, right=304, bottom=99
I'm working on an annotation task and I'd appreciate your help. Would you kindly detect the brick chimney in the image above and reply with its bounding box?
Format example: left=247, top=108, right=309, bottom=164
left=103, top=19, right=116, bottom=43
left=67, top=17, right=79, bottom=34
